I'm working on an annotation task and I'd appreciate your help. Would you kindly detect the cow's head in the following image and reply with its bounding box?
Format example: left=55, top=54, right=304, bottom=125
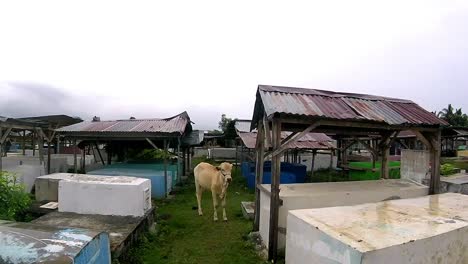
left=216, top=162, right=233, bottom=184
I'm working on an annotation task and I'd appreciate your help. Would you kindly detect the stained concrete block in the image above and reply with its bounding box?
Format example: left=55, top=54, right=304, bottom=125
left=286, top=193, right=468, bottom=264
left=400, top=149, right=430, bottom=183
left=259, top=179, right=428, bottom=251
left=35, top=173, right=76, bottom=202
left=58, top=174, right=152, bottom=217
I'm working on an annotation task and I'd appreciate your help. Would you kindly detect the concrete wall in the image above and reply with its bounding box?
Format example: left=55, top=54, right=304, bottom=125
left=286, top=193, right=468, bottom=264
left=193, top=147, right=236, bottom=160
left=400, top=149, right=430, bottom=183
left=259, top=180, right=428, bottom=251
left=58, top=174, right=152, bottom=217
left=297, top=152, right=337, bottom=171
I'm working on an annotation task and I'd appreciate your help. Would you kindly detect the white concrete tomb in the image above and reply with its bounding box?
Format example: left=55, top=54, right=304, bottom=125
left=58, top=174, right=152, bottom=217
left=286, top=193, right=468, bottom=264
left=259, top=179, right=428, bottom=251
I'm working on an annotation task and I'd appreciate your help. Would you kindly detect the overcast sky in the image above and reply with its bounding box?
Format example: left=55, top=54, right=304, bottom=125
left=1, top=0, right=467, bottom=130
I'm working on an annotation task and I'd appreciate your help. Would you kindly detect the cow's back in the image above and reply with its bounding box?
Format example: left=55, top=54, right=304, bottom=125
left=194, top=162, right=218, bottom=189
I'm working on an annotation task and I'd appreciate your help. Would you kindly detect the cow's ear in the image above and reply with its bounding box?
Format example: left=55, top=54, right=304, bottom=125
left=216, top=166, right=221, bottom=171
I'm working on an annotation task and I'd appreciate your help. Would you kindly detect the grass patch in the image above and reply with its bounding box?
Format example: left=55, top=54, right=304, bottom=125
left=126, top=160, right=266, bottom=264
left=442, top=158, right=468, bottom=171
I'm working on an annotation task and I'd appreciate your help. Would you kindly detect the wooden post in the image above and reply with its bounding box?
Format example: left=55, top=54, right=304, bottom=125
left=32, top=132, right=36, bottom=156
left=73, top=139, right=78, bottom=173
left=310, top=150, right=317, bottom=179
left=22, top=130, right=26, bottom=156
left=38, top=132, right=45, bottom=169
left=379, top=132, right=392, bottom=179
left=56, top=135, right=60, bottom=154
left=430, top=130, right=442, bottom=194
left=253, top=121, right=265, bottom=231
left=177, top=137, right=181, bottom=183
left=268, top=119, right=281, bottom=262
left=188, top=147, right=192, bottom=175
left=107, top=142, right=112, bottom=165
left=81, top=146, right=86, bottom=173
left=164, top=140, right=168, bottom=197
left=47, top=139, right=51, bottom=174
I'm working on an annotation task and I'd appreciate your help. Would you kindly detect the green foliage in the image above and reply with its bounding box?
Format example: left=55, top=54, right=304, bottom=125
left=0, top=171, right=32, bottom=221
left=218, top=114, right=233, bottom=132
left=438, top=104, right=468, bottom=127
left=129, top=149, right=172, bottom=161
left=441, top=163, right=456, bottom=176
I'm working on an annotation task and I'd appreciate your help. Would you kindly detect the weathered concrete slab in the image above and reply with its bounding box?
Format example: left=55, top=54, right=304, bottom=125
left=0, top=220, right=111, bottom=264
left=32, top=208, right=154, bottom=259
left=241, top=201, right=255, bottom=220
left=286, top=193, right=468, bottom=264
left=259, top=179, right=428, bottom=251
left=440, top=173, right=468, bottom=194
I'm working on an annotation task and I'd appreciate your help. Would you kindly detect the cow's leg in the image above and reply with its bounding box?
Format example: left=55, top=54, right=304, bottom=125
left=222, top=194, right=228, bottom=221
left=211, top=188, right=219, bottom=221
left=195, top=183, right=203, bottom=216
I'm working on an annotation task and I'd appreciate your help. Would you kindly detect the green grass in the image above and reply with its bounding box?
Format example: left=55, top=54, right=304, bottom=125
left=441, top=158, right=468, bottom=171
left=124, top=162, right=266, bottom=264
left=348, top=161, right=400, bottom=180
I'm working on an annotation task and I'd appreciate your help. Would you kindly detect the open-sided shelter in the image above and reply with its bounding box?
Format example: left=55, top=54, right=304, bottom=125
left=56, top=112, right=193, bottom=196
left=0, top=115, right=82, bottom=173
left=250, top=85, right=448, bottom=261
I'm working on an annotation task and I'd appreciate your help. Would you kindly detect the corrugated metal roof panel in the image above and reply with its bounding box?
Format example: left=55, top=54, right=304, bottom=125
left=255, top=85, right=448, bottom=126
left=57, top=112, right=190, bottom=136
left=238, top=132, right=335, bottom=149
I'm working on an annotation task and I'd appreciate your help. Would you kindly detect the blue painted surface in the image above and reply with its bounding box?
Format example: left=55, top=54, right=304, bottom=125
left=243, top=161, right=307, bottom=189
left=74, top=232, right=111, bottom=264
left=0, top=221, right=111, bottom=264
left=88, top=163, right=177, bottom=198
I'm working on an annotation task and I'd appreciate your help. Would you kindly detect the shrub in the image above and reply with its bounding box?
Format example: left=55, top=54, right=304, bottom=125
left=441, top=163, right=456, bottom=176
left=0, top=171, right=32, bottom=220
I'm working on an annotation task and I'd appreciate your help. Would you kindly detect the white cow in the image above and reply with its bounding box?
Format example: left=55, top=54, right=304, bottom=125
left=194, top=162, right=233, bottom=221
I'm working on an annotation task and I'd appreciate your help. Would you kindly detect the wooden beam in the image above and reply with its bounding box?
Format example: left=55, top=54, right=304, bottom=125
left=0, top=127, right=12, bottom=144
left=263, top=115, right=271, bottom=149
left=146, top=138, right=159, bottom=149
left=94, top=142, right=105, bottom=165
left=412, top=130, right=433, bottom=149
left=253, top=121, right=265, bottom=231
left=280, top=132, right=298, bottom=146
left=268, top=119, right=282, bottom=262
left=267, top=121, right=320, bottom=158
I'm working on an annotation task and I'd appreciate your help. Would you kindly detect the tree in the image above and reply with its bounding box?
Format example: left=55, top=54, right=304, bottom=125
left=438, top=104, right=468, bottom=127
left=218, top=114, right=233, bottom=132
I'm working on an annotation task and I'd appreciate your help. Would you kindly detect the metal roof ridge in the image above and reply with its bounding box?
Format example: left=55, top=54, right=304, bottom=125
left=258, top=84, right=414, bottom=104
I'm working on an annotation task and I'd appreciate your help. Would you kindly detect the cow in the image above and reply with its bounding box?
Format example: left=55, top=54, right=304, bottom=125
left=194, top=162, right=233, bottom=221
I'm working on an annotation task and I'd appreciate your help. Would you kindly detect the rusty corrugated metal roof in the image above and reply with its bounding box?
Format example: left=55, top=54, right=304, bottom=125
left=57, top=112, right=191, bottom=136
left=254, top=85, right=447, bottom=128
left=238, top=131, right=335, bottom=149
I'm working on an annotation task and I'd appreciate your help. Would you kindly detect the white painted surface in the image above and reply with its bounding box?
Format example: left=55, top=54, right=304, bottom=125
left=286, top=193, right=468, bottom=264
left=400, top=149, right=430, bottom=183
left=298, top=152, right=337, bottom=171
left=58, top=174, right=151, bottom=217
left=259, top=179, right=428, bottom=251
left=35, top=173, right=77, bottom=201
